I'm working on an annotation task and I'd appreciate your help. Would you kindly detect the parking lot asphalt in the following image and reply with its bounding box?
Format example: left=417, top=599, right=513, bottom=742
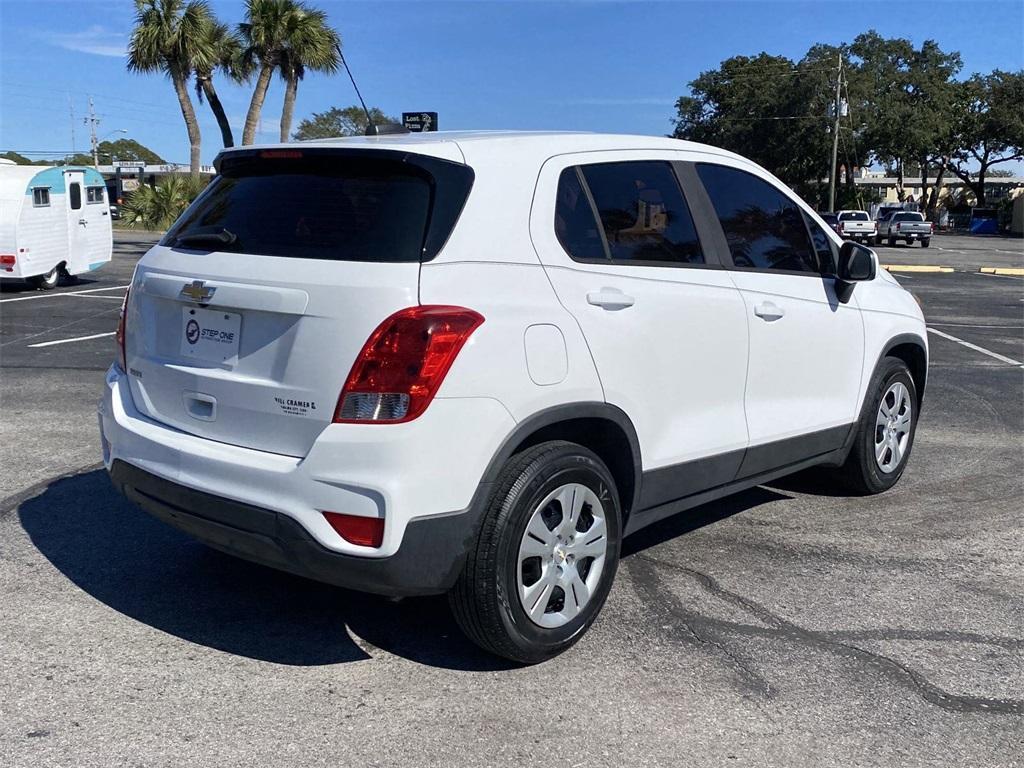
left=1, top=233, right=1022, bottom=767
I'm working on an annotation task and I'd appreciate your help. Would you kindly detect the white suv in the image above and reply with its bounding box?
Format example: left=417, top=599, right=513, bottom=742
left=99, top=132, right=927, bottom=663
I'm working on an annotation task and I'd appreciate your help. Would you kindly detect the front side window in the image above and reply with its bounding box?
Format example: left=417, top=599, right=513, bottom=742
left=696, top=163, right=818, bottom=274
left=32, top=187, right=50, bottom=207
left=86, top=186, right=105, bottom=204
left=804, top=212, right=837, bottom=275
left=579, top=161, right=704, bottom=265
left=69, top=183, right=82, bottom=210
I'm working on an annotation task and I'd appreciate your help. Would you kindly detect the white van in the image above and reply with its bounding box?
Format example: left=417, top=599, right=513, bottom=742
left=0, top=160, right=113, bottom=289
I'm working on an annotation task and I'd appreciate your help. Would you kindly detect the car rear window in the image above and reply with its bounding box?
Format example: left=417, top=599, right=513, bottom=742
left=893, top=212, right=924, bottom=222
left=839, top=211, right=869, bottom=221
left=163, top=150, right=473, bottom=262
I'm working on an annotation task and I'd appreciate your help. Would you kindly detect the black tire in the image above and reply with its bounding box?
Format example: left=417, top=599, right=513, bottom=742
left=888, top=237, right=896, bottom=247
left=874, top=235, right=881, bottom=246
left=834, top=357, right=919, bottom=494
left=449, top=440, right=622, bottom=664
left=921, top=238, right=930, bottom=248
left=28, top=266, right=59, bottom=290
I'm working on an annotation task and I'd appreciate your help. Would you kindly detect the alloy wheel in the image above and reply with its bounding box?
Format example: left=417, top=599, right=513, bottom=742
left=517, top=482, right=608, bottom=628
left=875, top=381, right=912, bottom=473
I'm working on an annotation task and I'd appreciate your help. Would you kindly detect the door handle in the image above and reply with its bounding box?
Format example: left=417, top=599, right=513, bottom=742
left=753, top=301, right=785, bottom=321
left=586, top=288, right=635, bottom=310
left=78, top=218, right=87, bottom=225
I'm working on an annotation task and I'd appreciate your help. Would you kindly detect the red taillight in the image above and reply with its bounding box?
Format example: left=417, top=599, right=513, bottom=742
left=322, top=511, right=384, bottom=548
left=930, top=221, right=934, bottom=233
left=0, top=254, right=15, bottom=265
left=116, top=288, right=129, bottom=371
left=896, top=223, right=902, bottom=231
left=334, top=305, right=484, bottom=424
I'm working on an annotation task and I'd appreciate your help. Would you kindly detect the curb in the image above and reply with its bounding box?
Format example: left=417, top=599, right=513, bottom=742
left=881, top=265, right=954, bottom=273
left=979, top=267, right=1024, bottom=276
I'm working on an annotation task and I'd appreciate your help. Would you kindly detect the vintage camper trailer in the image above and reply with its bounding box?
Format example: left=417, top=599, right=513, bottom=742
left=0, top=160, right=113, bottom=289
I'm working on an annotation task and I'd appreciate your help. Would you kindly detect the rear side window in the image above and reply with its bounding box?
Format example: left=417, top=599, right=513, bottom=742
left=555, top=168, right=607, bottom=261
left=696, top=164, right=818, bottom=274
left=164, top=151, right=473, bottom=262
left=32, top=188, right=50, bottom=207
left=86, top=186, right=105, bottom=204
left=69, top=183, right=82, bottom=210
left=573, top=161, right=704, bottom=265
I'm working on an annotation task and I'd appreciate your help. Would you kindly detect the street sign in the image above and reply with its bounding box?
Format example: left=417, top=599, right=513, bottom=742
left=402, top=112, right=438, bottom=132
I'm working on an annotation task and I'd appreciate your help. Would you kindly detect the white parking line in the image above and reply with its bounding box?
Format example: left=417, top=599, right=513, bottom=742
left=28, top=331, right=116, bottom=348
left=972, top=271, right=1022, bottom=280
left=927, top=327, right=1024, bottom=368
left=0, top=284, right=129, bottom=304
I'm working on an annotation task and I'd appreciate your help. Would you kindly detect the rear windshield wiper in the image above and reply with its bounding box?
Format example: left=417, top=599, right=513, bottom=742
left=174, top=227, right=237, bottom=248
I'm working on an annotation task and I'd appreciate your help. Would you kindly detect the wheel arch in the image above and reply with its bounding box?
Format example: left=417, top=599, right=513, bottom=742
left=880, top=333, right=928, bottom=407
left=479, top=403, right=643, bottom=526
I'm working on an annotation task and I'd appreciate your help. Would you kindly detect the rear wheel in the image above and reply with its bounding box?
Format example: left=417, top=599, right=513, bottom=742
left=888, top=236, right=897, bottom=247
left=835, top=357, right=918, bottom=494
left=449, top=441, right=622, bottom=663
left=28, top=266, right=59, bottom=290
left=921, top=238, right=930, bottom=248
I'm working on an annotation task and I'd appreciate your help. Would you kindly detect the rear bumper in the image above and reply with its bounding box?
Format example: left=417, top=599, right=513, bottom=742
left=98, top=365, right=516, bottom=593
left=109, top=460, right=474, bottom=596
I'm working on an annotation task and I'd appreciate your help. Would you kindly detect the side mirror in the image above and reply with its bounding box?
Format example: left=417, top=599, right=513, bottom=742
left=838, top=240, right=876, bottom=281
left=835, top=240, right=876, bottom=303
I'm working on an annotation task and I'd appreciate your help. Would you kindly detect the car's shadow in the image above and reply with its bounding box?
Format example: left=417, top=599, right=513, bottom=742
left=0, top=276, right=101, bottom=294
left=17, top=469, right=790, bottom=669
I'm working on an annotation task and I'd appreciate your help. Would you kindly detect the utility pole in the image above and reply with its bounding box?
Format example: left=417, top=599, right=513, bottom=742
left=85, top=96, right=100, bottom=169
left=827, top=51, right=842, bottom=213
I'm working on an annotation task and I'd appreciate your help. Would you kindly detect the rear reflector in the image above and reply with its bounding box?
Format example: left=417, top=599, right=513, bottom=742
left=335, top=305, right=484, bottom=424
left=322, top=511, right=384, bottom=548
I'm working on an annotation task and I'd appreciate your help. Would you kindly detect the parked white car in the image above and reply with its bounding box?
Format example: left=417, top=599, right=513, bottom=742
left=99, top=132, right=928, bottom=662
left=878, top=210, right=933, bottom=247
left=836, top=210, right=877, bottom=243
left=0, top=160, right=113, bottom=288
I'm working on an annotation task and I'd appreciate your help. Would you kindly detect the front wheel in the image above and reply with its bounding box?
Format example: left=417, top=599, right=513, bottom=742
left=28, top=266, right=59, bottom=290
left=835, top=357, right=919, bottom=494
left=449, top=441, right=622, bottom=663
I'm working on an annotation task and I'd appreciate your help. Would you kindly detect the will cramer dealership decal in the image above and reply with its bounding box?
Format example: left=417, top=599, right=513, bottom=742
left=274, top=396, right=318, bottom=417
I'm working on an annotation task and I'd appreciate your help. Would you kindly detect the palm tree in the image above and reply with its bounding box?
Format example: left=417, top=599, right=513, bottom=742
left=193, top=21, right=252, bottom=148
left=127, top=0, right=211, bottom=179
left=277, top=9, right=340, bottom=142
left=239, top=0, right=340, bottom=145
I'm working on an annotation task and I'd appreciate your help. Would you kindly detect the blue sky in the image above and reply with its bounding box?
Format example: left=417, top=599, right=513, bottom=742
left=1, top=0, right=1022, bottom=166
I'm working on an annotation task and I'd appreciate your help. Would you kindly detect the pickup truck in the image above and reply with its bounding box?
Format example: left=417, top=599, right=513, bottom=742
left=836, top=210, right=877, bottom=243
left=877, top=211, right=933, bottom=247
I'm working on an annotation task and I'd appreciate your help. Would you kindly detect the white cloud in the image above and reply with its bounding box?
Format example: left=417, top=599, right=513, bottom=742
left=45, top=26, right=127, bottom=58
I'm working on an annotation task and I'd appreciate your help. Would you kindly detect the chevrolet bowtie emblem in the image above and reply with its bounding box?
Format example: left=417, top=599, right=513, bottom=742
left=180, top=280, right=215, bottom=303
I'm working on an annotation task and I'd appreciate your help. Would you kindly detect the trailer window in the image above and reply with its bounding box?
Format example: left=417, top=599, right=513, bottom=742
left=69, top=183, right=82, bottom=210
left=86, top=186, right=105, bottom=204
left=32, top=188, right=50, bottom=207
